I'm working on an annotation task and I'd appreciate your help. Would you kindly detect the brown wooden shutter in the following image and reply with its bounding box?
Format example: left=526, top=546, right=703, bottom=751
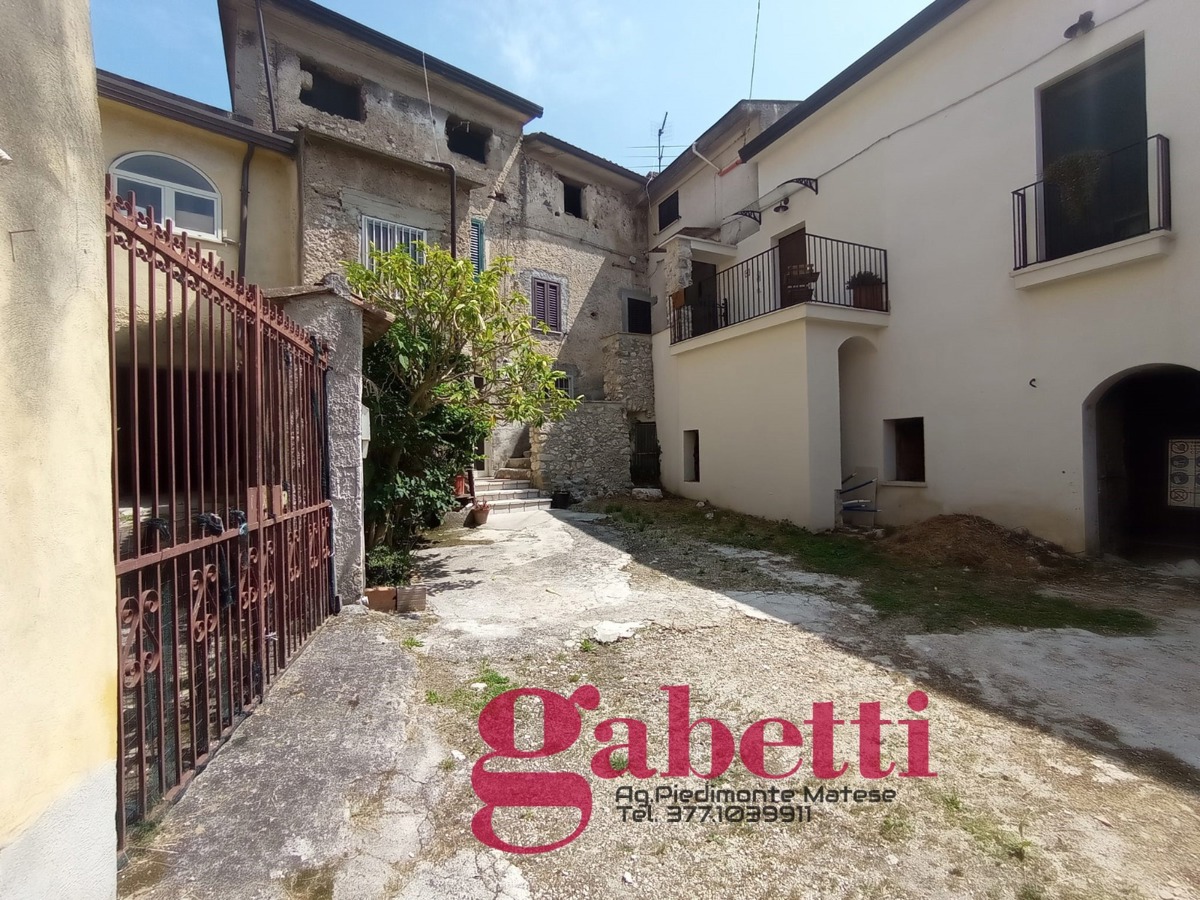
left=533, top=279, right=547, bottom=323
left=546, top=281, right=561, bottom=330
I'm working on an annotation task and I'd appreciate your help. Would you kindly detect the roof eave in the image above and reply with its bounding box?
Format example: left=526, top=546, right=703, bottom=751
left=97, top=70, right=296, bottom=154
left=259, top=0, right=544, bottom=122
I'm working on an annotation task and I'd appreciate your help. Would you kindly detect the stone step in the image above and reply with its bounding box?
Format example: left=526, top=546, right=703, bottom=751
left=494, top=467, right=532, bottom=480
left=489, top=497, right=553, bottom=514
left=475, top=487, right=542, bottom=502
left=523, top=450, right=532, bottom=459
left=505, top=457, right=532, bottom=470
left=474, top=478, right=530, bottom=491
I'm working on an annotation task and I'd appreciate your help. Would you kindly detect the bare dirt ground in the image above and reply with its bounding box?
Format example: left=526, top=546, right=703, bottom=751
left=120, top=504, right=1200, bottom=900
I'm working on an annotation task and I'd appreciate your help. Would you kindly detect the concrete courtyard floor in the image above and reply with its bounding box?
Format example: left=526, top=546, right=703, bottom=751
left=120, top=508, right=1200, bottom=900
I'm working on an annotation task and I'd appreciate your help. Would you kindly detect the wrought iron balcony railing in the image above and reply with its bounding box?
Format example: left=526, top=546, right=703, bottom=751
left=1012, top=135, right=1171, bottom=270
left=669, top=233, right=889, bottom=344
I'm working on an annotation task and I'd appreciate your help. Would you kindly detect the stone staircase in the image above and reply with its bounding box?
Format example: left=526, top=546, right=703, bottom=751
left=474, top=451, right=552, bottom=513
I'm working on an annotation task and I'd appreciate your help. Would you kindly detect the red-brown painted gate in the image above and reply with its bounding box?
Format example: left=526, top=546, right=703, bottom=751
left=106, top=183, right=333, bottom=849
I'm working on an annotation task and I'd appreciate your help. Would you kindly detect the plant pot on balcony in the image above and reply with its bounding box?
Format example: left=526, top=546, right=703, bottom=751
left=845, top=271, right=886, bottom=311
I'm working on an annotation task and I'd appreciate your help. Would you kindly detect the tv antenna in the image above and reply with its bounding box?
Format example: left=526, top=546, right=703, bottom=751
left=657, top=112, right=669, bottom=173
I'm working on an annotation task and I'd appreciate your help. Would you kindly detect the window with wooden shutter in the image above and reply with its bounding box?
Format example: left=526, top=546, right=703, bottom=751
left=470, top=219, right=485, bottom=275
left=531, top=277, right=562, bottom=331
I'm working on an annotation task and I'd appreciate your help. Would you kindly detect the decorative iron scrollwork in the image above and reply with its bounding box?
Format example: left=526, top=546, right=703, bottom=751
left=119, top=589, right=162, bottom=689
left=190, top=565, right=219, bottom=644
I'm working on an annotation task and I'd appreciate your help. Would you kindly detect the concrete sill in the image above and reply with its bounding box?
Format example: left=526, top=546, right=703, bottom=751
left=879, top=481, right=927, bottom=488
left=1011, top=231, right=1174, bottom=290
left=670, top=302, right=888, bottom=355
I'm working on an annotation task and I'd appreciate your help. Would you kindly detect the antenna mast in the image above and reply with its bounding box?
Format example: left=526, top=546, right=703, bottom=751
left=657, top=112, right=669, bottom=173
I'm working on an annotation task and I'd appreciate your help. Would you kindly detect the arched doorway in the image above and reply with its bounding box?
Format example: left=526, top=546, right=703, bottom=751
left=1084, top=365, right=1200, bottom=557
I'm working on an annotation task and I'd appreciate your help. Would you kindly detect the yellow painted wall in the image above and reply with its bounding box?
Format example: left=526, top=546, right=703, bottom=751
left=99, top=98, right=299, bottom=288
left=0, top=1, right=117, bottom=890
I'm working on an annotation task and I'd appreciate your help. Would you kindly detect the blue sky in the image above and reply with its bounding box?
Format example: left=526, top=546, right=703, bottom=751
left=91, top=0, right=931, bottom=172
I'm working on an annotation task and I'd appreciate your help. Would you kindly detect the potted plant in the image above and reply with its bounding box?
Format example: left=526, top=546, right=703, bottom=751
left=363, top=545, right=426, bottom=613
left=846, top=270, right=886, bottom=310
left=364, top=545, right=409, bottom=612
left=466, top=498, right=491, bottom=527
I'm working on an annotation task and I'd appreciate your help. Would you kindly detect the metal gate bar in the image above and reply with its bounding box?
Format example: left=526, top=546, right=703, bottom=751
left=106, top=182, right=332, bottom=849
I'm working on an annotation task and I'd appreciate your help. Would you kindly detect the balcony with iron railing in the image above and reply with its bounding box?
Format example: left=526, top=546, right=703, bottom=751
left=669, top=233, right=889, bottom=344
left=1012, top=135, right=1171, bottom=271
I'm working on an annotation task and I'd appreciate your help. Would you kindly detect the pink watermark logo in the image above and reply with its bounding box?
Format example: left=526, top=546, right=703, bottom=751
left=470, top=685, right=935, bottom=854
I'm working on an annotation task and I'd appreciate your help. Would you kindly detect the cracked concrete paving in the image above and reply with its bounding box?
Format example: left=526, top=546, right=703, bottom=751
left=120, top=508, right=1200, bottom=899
left=119, top=611, right=446, bottom=900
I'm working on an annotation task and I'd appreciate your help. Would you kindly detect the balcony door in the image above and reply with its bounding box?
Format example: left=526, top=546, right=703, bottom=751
left=778, top=229, right=813, bottom=308
left=1039, top=41, right=1148, bottom=261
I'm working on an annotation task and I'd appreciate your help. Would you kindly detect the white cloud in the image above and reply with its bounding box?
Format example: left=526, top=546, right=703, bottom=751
left=474, top=0, right=639, bottom=99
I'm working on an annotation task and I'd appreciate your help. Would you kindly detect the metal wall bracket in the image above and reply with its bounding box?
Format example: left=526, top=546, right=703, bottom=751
left=786, top=177, right=819, bottom=195
left=732, top=209, right=762, bottom=225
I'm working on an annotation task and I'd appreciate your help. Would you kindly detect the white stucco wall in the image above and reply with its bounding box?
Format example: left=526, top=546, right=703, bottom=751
left=0, top=0, right=117, bottom=896
left=655, top=0, right=1200, bottom=552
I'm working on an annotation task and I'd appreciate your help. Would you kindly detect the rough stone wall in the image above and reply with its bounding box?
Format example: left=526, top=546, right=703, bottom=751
left=531, top=403, right=631, bottom=499
left=476, top=151, right=649, bottom=402
left=225, top=2, right=526, bottom=195
left=300, top=136, right=473, bottom=281
left=602, top=333, right=655, bottom=420
left=274, top=276, right=367, bottom=603
left=0, top=0, right=118, bottom=895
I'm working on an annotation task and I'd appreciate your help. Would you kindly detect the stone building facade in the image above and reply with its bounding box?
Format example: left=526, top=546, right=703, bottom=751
left=219, top=0, right=659, bottom=500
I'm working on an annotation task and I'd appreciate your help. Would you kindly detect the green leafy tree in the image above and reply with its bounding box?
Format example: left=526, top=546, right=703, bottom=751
left=346, top=243, right=578, bottom=553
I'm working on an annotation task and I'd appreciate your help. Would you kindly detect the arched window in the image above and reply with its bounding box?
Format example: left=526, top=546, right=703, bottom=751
left=110, top=152, right=221, bottom=238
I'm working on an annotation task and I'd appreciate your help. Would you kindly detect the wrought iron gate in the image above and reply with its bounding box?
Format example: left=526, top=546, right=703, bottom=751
left=106, top=183, right=333, bottom=848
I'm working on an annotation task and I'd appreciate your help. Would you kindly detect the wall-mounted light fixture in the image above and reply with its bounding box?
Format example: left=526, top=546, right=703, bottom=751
left=1064, top=11, right=1095, bottom=39
left=773, top=196, right=790, bottom=214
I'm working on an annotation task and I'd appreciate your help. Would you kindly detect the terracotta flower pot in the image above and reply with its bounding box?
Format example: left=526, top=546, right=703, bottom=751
left=364, top=586, right=397, bottom=612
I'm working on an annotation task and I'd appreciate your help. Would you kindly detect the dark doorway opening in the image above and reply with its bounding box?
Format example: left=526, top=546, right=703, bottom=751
left=631, top=422, right=660, bottom=486
left=1093, top=366, right=1200, bottom=558
left=685, top=261, right=719, bottom=336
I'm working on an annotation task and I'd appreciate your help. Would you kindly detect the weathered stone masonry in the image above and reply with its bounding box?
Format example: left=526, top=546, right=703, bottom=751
left=531, top=402, right=631, bottom=499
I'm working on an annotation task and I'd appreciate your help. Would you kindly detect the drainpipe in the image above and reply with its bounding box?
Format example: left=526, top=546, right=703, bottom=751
left=237, top=143, right=256, bottom=278
left=425, top=161, right=458, bottom=258
left=691, top=143, right=720, bottom=171
left=255, top=0, right=278, bottom=131
left=718, top=158, right=744, bottom=177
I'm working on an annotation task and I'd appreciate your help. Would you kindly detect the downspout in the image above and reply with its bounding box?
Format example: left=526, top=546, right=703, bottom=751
left=426, top=161, right=458, bottom=258
left=691, top=143, right=720, bottom=171
left=237, top=143, right=256, bottom=278
left=255, top=0, right=278, bottom=131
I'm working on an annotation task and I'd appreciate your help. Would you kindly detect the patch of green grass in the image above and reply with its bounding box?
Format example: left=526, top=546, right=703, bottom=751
left=439, top=758, right=457, bottom=772
left=939, top=791, right=964, bottom=813
left=610, top=751, right=629, bottom=773
left=425, top=667, right=518, bottom=716
left=402, top=636, right=423, bottom=648
left=604, top=503, right=624, bottom=514
left=593, top=500, right=1154, bottom=635
left=879, top=809, right=912, bottom=842
left=579, top=638, right=597, bottom=653
left=567, top=673, right=580, bottom=683
left=957, top=811, right=1032, bottom=861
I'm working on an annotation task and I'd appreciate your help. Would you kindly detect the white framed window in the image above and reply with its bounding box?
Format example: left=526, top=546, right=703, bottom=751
left=360, top=215, right=427, bottom=269
left=110, top=152, right=221, bottom=239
